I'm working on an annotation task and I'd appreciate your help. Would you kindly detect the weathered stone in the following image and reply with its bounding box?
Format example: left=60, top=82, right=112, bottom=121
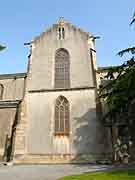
left=0, top=18, right=112, bottom=163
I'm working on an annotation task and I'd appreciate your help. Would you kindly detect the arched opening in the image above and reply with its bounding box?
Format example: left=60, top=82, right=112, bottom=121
left=54, top=48, right=70, bottom=89
left=54, top=95, right=70, bottom=154
left=54, top=95, right=70, bottom=135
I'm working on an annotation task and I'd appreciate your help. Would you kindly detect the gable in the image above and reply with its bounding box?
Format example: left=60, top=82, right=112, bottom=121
left=32, top=17, right=92, bottom=43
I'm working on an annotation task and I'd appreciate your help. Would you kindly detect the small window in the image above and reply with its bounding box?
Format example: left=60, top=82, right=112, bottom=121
left=58, top=27, right=61, bottom=40
left=62, top=27, right=65, bottom=39
left=58, top=27, right=65, bottom=40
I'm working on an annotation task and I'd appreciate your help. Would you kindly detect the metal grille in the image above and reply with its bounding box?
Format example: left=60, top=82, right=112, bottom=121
left=55, top=49, right=70, bottom=88
left=55, top=96, right=70, bottom=135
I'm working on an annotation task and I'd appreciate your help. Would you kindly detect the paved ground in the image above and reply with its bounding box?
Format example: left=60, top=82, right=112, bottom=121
left=0, top=164, right=134, bottom=180
left=0, top=164, right=112, bottom=180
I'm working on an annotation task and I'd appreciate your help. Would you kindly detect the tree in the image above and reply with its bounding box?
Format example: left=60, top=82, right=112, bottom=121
left=0, top=44, right=6, bottom=51
left=99, top=12, right=135, bottom=162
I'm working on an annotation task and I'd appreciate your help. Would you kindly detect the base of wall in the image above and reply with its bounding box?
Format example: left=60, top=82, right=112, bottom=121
left=13, top=153, right=112, bottom=164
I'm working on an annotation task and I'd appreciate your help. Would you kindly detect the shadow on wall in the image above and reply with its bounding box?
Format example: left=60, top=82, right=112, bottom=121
left=70, top=107, right=112, bottom=163
left=3, top=108, right=19, bottom=162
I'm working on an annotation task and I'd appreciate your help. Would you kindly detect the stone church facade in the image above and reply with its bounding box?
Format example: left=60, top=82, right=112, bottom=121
left=0, top=18, right=111, bottom=164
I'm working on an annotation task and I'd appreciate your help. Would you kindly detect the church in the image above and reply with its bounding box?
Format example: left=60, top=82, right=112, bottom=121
left=0, top=18, right=111, bottom=164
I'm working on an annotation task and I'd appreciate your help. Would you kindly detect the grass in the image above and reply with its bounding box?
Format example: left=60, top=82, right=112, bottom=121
left=57, top=169, right=135, bottom=180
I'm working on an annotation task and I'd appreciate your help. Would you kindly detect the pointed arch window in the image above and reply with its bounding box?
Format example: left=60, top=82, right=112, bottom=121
left=55, top=96, right=70, bottom=135
left=55, top=48, right=70, bottom=88
left=0, top=84, right=4, bottom=100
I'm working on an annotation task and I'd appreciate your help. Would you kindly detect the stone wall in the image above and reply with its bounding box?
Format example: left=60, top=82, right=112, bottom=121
left=26, top=89, right=111, bottom=157
left=0, top=73, right=26, bottom=101
left=28, top=22, right=94, bottom=91
left=0, top=73, right=26, bottom=161
left=0, top=108, right=17, bottom=160
left=13, top=19, right=112, bottom=163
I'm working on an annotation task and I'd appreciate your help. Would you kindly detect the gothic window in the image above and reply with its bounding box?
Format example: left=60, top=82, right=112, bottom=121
left=58, top=27, right=65, bottom=40
left=55, top=48, right=70, bottom=88
left=54, top=96, right=70, bottom=135
left=0, top=84, right=4, bottom=100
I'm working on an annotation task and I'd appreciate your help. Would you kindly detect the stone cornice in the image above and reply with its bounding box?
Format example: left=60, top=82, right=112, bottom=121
left=0, top=73, right=27, bottom=80
left=29, top=86, right=96, bottom=93
left=0, top=100, right=21, bottom=108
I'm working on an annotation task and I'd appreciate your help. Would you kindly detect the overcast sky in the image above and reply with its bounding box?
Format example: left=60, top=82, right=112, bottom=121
left=0, top=0, right=134, bottom=73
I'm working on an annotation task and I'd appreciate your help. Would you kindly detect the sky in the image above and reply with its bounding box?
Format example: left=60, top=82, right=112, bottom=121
left=0, top=0, right=135, bottom=74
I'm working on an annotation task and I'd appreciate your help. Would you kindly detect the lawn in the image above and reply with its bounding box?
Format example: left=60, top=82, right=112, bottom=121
left=57, top=169, right=135, bottom=180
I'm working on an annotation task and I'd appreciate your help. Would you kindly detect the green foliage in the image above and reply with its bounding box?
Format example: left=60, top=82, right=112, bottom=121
left=130, top=11, right=135, bottom=25
left=114, top=138, right=132, bottom=162
left=0, top=44, right=6, bottom=51
left=99, top=58, right=135, bottom=124
left=57, top=170, right=135, bottom=180
left=117, top=47, right=135, bottom=57
left=99, top=13, right=135, bottom=126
